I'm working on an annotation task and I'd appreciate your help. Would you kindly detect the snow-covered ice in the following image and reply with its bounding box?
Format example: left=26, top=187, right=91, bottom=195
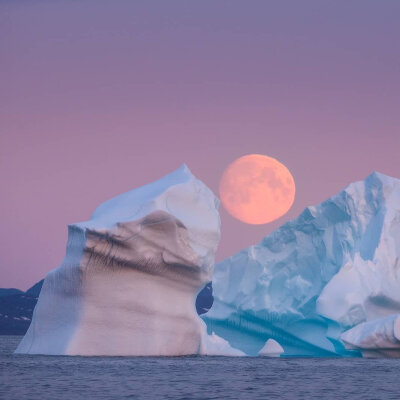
left=16, top=164, right=221, bottom=356
left=258, top=339, right=284, bottom=357
left=199, top=320, right=245, bottom=356
left=203, top=172, right=400, bottom=357
left=341, top=314, right=400, bottom=357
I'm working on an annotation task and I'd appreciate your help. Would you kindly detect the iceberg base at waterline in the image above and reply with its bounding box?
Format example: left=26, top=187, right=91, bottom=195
left=341, top=314, right=400, bottom=358
left=258, top=339, right=284, bottom=357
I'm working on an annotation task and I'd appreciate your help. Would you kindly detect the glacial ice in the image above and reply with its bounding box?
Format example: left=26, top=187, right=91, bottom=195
left=16, top=164, right=221, bottom=356
left=15, top=168, right=400, bottom=357
left=202, top=172, right=400, bottom=357
left=199, top=320, right=245, bottom=356
left=341, top=314, right=400, bottom=357
left=258, top=339, right=284, bottom=357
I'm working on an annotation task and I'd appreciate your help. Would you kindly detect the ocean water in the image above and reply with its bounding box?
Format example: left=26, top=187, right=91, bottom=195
left=1, top=336, right=400, bottom=400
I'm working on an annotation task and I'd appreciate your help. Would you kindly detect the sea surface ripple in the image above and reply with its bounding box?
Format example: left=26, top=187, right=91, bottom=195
left=1, top=336, right=399, bottom=400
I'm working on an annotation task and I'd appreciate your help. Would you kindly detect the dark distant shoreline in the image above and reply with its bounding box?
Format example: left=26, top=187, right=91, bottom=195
left=0, top=280, right=213, bottom=335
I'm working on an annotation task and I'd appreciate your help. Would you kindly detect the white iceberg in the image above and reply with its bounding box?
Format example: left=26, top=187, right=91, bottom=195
left=203, top=172, right=400, bottom=356
left=258, top=339, right=284, bottom=357
left=199, top=321, right=245, bottom=356
left=341, top=314, right=400, bottom=357
left=317, top=256, right=400, bottom=328
left=16, top=164, right=221, bottom=356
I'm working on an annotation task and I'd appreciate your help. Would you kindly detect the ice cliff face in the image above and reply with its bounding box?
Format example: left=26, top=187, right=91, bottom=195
left=16, top=165, right=222, bottom=355
left=341, top=314, right=400, bottom=357
left=203, top=172, right=400, bottom=357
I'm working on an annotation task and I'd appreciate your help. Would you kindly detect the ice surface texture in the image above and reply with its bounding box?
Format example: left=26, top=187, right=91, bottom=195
left=16, top=165, right=222, bottom=355
left=203, top=172, right=400, bottom=357
left=258, top=339, right=284, bottom=357
left=341, top=314, right=400, bottom=357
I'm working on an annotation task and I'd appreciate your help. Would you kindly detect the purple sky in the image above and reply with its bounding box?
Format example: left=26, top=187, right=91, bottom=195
left=1, top=0, right=399, bottom=289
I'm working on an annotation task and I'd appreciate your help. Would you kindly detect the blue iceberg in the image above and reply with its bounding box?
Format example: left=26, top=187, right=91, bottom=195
left=202, top=172, right=400, bottom=357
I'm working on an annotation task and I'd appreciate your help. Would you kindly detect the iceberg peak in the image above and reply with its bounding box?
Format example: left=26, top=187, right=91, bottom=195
left=365, top=170, right=398, bottom=183
left=178, top=162, right=193, bottom=176
left=89, top=164, right=197, bottom=226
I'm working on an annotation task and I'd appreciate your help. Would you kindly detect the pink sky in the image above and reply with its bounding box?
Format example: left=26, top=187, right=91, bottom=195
left=1, top=0, right=399, bottom=289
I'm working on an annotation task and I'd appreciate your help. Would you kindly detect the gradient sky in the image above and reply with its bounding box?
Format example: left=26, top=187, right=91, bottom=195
left=1, top=0, right=399, bottom=289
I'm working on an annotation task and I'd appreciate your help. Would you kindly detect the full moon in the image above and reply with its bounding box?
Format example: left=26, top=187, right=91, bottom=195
left=219, top=154, right=296, bottom=225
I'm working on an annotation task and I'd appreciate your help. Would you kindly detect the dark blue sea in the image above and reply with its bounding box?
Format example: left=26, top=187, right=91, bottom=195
left=1, top=336, right=399, bottom=400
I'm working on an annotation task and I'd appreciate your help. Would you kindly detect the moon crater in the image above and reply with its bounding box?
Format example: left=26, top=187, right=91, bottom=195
left=219, top=154, right=295, bottom=225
